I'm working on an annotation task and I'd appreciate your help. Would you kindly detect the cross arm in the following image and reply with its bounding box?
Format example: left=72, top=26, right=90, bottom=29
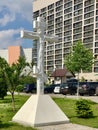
left=20, top=30, right=39, bottom=40
left=44, top=35, right=58, bottom=42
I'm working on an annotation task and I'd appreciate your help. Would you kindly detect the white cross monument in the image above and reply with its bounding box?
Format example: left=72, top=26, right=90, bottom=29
left=12, top=17, right=69, bottom=127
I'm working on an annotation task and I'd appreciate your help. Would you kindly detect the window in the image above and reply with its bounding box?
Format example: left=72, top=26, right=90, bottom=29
left=96, top=10, right=98, bottom=15
left=48, top=4, right=54, bottom=10
left=84, top=24, right=93, bottom=31
left=84, top=18, right=94, bottom=25
left=95, top=42, right=98, bottom=47
left=48, top=9, right=54, bottom=15
left=55, top=44, right=62, bottom=49
left=73, top=33, right=82, bottom=40
left=84, top=0, right=94, bottom=6
left=64, top=19, right=72, bottom=25
left=64, top=36, right=72, bottom=42
left=64, top=2, right=72, bottom=8
left=64, top=25, right=72, bottom=31
left=96, top=3, right=98, bottom=8
left=95, top=29, right=98, bottom=34
left=74, top=15, right=82, bottom=22
left=64, top=7, right=72, bottom=14
left=96, top=23, right=98, bottom=28
left=74, top=9, right=82, bottom=16
left=95, top=48, right=98, bottom=53
left=73, top=28, right=82, bottom=33
left=84, top=31, right=93, bottom=37
left=64, top=13, right=72, bottom=19
left=48, top=15, right=54, bottom=21
left=56, top=0, right=63, bottom=6
left=47, top=25, right=54, bottom=31
left=74, top=3, right=83, bottom=10
left=84, top=5, right=94, bottom=13
left=96, top=16, right=98, bottom=21
left=41, top=7, right=46, bottom=13
left=73, top=21, right=82, bottom=28
left=64, top=31, right=72, bottom=36
left=56, top=6, right=63, bottom=12
left=64, top=0, right=71, bottom=3
left=74, top=0, right=82, bottom=4
left=55, top=23, right=62, bottom=28
left=55, top=28, right=62, bottom=34
left=94, top=67, right=98, bottom=72
left=84, top=12, right=94, bottom=19
left=83, top=37, right=93, bottom=43
left=95, top=35, right=98, bottom=40
left=56, top=11, right=63, bottom=17
left=55, top=17, right=62, bottom=23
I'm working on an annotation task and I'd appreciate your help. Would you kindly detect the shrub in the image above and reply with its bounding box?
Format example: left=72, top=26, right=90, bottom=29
left=75, top=99, right=93, bottom=118
left=0, top=86, right=7, bottom=99
left=16, top=85, right=24, bottom=92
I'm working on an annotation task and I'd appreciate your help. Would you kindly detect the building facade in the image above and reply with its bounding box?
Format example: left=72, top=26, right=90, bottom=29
left=32, top=0, right=98, bottom=81
left=0, top=46, right=33, bottom=65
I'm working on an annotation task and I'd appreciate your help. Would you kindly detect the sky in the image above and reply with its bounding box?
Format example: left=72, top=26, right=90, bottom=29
left=0, top=0, right=34, bottom=49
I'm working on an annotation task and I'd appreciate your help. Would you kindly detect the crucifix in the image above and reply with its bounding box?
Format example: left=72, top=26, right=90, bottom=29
left=21, top=17, right=58, bottom=95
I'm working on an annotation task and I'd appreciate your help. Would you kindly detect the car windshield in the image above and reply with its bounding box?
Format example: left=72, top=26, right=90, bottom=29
left=60, top=83, right=68, bottom=88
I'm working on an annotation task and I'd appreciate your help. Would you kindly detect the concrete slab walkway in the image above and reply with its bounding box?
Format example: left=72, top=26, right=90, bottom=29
left=37, top=123, right=98, bottom=130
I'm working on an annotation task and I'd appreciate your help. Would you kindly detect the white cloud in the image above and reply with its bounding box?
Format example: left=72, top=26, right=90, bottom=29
left=0, top=13, right=15, bottom=26
left=0, top=0, right=33, bottom=26
left=0, top=29, right=22, bottom=48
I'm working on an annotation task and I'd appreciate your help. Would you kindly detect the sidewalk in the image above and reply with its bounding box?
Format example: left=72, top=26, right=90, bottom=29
left=37, top=123, right=98, bottom=130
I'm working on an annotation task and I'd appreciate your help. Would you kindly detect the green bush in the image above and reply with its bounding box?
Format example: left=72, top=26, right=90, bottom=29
left=16, top=85, right=24, bottom=92
left=75, top=99, right=93, bottom=118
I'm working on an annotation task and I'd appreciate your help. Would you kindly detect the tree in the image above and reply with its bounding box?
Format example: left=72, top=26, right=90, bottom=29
left=0, top=71, right=7, bottom=99
left=64, top=41, right=94, bottom=96
left=19, top=75, right=36, bottom=85
left=0, top=56, right=28, bottom=111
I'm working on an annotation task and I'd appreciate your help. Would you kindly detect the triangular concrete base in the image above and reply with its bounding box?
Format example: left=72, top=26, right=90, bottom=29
left=12, top=94, right=69, bottom=127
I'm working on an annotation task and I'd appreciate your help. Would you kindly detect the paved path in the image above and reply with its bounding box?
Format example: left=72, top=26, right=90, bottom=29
left=37, top=123, right=98, bottom=130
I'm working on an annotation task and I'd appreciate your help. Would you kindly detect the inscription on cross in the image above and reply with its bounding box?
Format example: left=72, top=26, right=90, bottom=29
left=21, top=17, right=58, bottom=95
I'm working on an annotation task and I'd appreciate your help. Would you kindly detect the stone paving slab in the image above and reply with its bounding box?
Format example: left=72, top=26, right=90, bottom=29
left=37, top=123, right=98, bottom=130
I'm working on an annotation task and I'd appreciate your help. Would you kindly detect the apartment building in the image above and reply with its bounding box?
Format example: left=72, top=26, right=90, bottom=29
left=33, top=0, right=98, bottom=80
left=0, top=46, right=33, bottom=65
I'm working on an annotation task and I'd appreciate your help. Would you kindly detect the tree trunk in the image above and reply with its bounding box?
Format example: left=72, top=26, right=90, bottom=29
left=11, top=92, right=15, bottom=111
left=77, top=72, right=80, bottom=98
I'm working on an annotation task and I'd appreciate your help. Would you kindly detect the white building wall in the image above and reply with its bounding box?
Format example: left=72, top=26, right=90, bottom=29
left=0, top=49, right=8, bottom=62
left=0, top=47, right=33, bottom=64
left=23, top=48, right=33, bottom=63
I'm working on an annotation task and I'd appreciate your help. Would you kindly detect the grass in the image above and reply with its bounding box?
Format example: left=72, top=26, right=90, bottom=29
left=0, top=95, right=37, bottom=130
left=53, top=97, right=98, bottom=128
left=0, top=95, right=98, bottom=129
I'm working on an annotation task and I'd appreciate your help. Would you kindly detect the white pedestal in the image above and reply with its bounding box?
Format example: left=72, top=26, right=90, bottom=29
left=12, top=94, right=69, bottom=127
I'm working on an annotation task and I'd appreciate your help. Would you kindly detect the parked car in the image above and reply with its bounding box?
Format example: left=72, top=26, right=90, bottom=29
left=79, top=82, right=98, bottom=96
left=44, top=84, right=60, bottom=93
left=54, top=85, right=61, bottom=94
left=60, top=82, right=77, bottom=95
left=23, top=83, right=36, bottom=93
left=60, top=83, right=69, bottom=95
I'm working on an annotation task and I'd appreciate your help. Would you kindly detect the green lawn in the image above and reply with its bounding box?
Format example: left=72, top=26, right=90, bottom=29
left=53, top=97, right=98, bottom=128
left=0, top=95, right=37, bottom=130
left=0, top=95, right=98, bottom=129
